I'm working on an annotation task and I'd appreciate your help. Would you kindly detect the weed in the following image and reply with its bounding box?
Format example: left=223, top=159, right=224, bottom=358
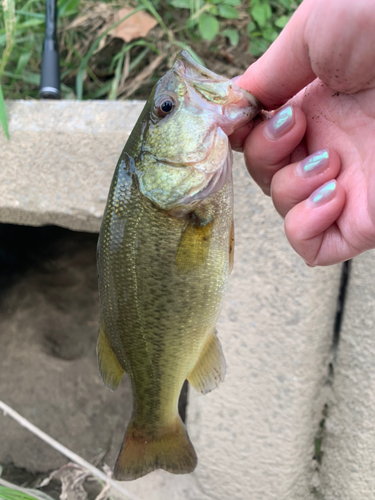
left=0, top=0, right=16, bottom=138
left=0, top=0, right=303, bottom=105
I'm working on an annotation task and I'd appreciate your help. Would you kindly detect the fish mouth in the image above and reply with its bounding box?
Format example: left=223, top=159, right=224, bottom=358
left=173, top=50, right=263, bottom=111
left=173, top=50, right=262, bottom=129
left=174, top=51, right=230, bottom=85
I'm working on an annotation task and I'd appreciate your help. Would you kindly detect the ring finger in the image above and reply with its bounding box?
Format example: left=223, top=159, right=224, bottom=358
left=271, top=148, right=341, bottom=218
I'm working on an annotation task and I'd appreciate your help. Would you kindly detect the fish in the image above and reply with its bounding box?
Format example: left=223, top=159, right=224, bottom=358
left=96, top=50, right=261, bottom=481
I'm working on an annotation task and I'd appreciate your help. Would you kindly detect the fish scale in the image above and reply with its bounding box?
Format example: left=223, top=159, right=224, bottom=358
left=97, top=50, right=262, bottom=481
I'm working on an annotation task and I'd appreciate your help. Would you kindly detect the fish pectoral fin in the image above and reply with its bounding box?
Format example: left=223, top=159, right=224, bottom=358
left=187, top=329, right=226, bottom=394
left=229, top=219, right=234, bottom=274
left=176, top=219, right=214, bottom=274
left=97, top=320, right=125, bottom=391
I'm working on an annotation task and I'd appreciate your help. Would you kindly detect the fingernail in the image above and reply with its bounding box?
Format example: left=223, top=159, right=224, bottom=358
left=297, top=150, right=329, bottom=177
left=309, top=180, right=337, bottom=206
left=264, top=106, right=294, bottom=139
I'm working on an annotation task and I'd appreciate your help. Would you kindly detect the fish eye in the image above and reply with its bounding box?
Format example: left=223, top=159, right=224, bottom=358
left=156, top=97, right=175, bottom=117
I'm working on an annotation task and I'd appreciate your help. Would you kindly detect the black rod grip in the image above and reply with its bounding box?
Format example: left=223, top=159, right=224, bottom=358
left=40, top=0, right=61, bottom=99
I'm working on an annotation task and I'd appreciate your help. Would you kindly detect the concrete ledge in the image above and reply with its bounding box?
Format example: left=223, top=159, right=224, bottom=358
left=1, top=100, right=145, bottom=232
left=320, top=253, right=375, bottom=499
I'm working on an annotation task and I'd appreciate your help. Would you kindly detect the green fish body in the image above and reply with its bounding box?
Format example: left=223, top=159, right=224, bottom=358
left=97, top=51, right=261, bottom=481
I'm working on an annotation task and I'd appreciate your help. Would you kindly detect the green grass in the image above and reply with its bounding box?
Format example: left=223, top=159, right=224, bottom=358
left=0, top=0, right=301, bottom=137
left=0, top=485, right=55, bottom=500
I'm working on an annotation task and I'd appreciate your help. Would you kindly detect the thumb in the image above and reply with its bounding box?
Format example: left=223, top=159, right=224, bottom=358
left=237, top=0, right=316, bottom=109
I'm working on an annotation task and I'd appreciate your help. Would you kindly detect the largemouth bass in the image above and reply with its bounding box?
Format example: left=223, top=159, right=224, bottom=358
left=97, top=51, right=261, bottom=481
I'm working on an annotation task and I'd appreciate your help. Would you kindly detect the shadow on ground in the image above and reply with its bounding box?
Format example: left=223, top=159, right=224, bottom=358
left=0, top=224, right=132, bottom=498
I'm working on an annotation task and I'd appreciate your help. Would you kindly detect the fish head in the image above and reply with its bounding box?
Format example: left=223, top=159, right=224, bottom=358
left=136, top=50, right=262, bottom=210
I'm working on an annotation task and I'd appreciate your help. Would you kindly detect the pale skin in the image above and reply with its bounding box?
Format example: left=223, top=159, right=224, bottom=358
left=231, top=0, right=375, bottom=266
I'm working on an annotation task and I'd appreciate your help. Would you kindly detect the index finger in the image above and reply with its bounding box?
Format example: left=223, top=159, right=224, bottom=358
left=237, top=0, right=316, bottom=109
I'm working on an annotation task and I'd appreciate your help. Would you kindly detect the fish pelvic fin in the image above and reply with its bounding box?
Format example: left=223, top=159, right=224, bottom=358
left=187, top=329, right=226, bottom=394
left=97, top=320, right=125, bottom=391
left=114, top=417, right=197, bottom=481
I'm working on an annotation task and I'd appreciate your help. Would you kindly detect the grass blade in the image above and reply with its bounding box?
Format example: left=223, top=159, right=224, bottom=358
left=0, top=0, right=16, bottom=79
left=0, top=0, right=16, bottom=139
left=0, top=400, right=141, bottom=500
left=0, top=84, right=9, bottom=139
left=108, top=51, right=125, bottom=100
left=0, top=485, right=41, bottom=500
left=0, top=482, right=55, bottom=500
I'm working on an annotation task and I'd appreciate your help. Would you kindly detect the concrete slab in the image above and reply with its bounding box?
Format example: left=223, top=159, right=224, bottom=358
left=320, top=252, right=375, bottom=499
left=0, top=100, right=145, bottom=232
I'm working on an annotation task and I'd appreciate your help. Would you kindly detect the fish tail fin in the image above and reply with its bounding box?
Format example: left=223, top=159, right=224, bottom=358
left=114, top=417, right=197, bottom=481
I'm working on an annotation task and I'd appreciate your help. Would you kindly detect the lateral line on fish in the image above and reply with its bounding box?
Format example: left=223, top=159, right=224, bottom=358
left=131, top=201, right=156, bottom=384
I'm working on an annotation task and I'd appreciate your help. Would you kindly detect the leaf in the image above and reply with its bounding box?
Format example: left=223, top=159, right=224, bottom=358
left=279, top=0, right=294, bottom=9
left=169, top=0, right=191, bottom=8
left=15, top=52, right=31, bottom=75
left=250, top=2, right=272, bottom=27
left=218, top=4, right=239, bottom=18
left=261, top=26, right=278, bottom=42
left=249, top=36, right=269, bottom=57
left=111, top=8, right=158, bottom=43
left=247, top=20, right=257, bottom=34
left=222, top=28, right=239, bottom=46
left=58, top=0, right=81, bottom=16
left=198, top=13, right=219, bottom=41
left=0, top=84, right=9, bottom=140
left=223, top=0, right=241, bottom=5
left=275, top=14, right=290, bottom=28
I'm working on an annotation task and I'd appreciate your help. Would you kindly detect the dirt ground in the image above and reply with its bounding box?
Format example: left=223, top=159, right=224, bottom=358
left=0, top=224, right=133, bottom=497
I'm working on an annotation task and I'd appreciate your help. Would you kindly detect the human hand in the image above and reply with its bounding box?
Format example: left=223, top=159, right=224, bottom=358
left=232, top=0, right=375, bottom=266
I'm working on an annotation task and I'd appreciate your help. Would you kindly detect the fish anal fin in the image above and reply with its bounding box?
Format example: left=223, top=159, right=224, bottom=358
left=229, top=219, right=234, bottom=274
left=97, top=320, right=125, bottom=391
left=187, top=330, right=226, bottom=394
left=114, top=417, right=197, bottom=481
left=176, top=219, right=214, bottom=274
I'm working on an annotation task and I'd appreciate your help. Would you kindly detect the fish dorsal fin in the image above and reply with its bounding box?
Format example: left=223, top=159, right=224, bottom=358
left=229, top=219, right=234, bottom=274
left=97, top=320, right=125, bottom=391
left=187, top=330, right=226, bottom=394
left=176, top=218, right=214, bottom=274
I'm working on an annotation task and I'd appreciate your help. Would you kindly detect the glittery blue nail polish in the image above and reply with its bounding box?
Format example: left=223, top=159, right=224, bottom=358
left=298, top=150, right=329, bottom=177
left=265, top=106, right=294, bottom=139
left=310, top=180, right=337, bottom=205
